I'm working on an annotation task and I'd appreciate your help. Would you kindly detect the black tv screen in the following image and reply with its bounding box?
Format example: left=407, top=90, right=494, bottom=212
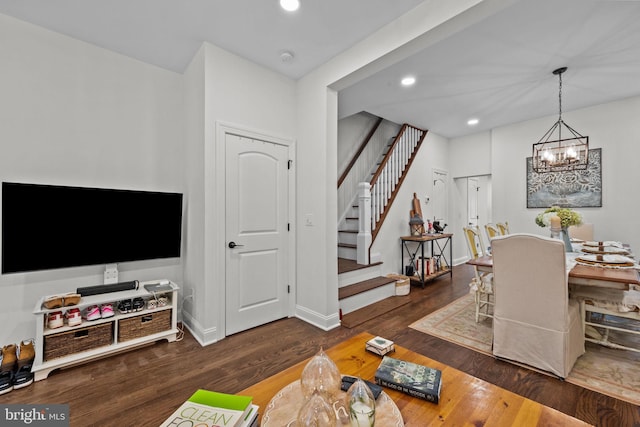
left=2, top=182, right=183, bottom=274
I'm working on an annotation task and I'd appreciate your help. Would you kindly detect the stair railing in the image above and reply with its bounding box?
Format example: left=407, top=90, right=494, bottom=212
left=368, top=124, right=427, bottom=240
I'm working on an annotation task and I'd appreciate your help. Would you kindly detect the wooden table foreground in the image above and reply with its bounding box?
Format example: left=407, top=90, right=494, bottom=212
left=240, top=332, right=591, bottom=426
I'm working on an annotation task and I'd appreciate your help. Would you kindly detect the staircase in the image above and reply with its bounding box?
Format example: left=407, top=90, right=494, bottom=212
left=338, top=258, right=409, bottom=328
left=337, top=119, right=427, bottom=322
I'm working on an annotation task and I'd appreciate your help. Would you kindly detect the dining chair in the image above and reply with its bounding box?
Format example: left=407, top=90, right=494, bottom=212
left=484, top=223, right=501, bottom=253
left=463, top=226, right=493, bottom=322
left=496, top=222, right=510, bottom=235
left=491, top=233, right=585, bottom=378
left=568, top=223, right=594, bottom=241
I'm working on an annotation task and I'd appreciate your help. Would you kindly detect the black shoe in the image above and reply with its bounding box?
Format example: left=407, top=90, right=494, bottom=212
left=0, top=370, right=14, bottom=395
left=117, top=299, right=132, bottom=314
left=13, top=364, right=33, bottom=390
left=132, top=297, right=145, bottom=312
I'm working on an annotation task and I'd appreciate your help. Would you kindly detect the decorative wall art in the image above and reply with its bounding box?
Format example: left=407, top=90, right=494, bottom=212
left=526, top=148, right=601, bottom=208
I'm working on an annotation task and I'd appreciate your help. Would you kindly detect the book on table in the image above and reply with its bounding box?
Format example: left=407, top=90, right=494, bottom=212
left=374, top=356, right=442, bottom=404
left=365, top=336, right=395, bottom=356
left=240, top=404, right=259, bottom=427
left=160, top=389, right=253, bottom=427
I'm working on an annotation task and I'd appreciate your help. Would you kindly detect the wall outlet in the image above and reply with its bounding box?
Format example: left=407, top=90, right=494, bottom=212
left=104, top=263, right=118, bottom=284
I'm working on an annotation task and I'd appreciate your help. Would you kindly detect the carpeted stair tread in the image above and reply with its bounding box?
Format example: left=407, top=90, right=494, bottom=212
left=341, top=295, right=411, bottom=328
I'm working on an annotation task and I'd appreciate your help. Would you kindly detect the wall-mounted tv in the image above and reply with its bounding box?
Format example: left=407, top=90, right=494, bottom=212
left=2, top=182, right=183, bottom=274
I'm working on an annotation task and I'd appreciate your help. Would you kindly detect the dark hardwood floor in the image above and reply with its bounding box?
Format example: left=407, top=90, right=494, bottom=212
left=4, top=264, right=639, bottom=426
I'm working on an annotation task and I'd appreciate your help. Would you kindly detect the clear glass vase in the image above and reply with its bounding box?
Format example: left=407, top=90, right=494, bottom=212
left=299, top=348, right=342, bottom=401
left=346, top=377, right=376, bottom=427
left=296, top=389, right=336, bottom=427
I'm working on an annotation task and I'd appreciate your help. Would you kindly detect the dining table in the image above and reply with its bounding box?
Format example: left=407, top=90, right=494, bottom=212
left=466, top=245, right=640, bottom=352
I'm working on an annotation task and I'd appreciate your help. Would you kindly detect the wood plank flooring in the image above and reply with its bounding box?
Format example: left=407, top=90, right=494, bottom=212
left=4, top=264, right=638, bottom=426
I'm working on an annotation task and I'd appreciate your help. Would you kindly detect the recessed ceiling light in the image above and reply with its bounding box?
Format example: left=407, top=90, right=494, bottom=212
left=467, top=118, right=479, bottom=126
left=280, top=0, right=300, bottom=12
left=401, top=76, right=416, bottom=86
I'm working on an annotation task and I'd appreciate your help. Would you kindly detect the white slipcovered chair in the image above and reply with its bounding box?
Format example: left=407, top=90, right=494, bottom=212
left=491, top=233, right=585, bottom=378
left=463, top=226, right=493, bottom=322
left=569, top=223, right=594, bottom=241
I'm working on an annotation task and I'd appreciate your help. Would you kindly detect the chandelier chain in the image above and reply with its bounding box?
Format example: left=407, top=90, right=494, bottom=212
left=558, top=71, right=563, bottom=120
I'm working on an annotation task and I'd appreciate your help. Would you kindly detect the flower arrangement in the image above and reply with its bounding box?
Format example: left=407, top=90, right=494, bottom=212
left=535, top=206, right=583, bottom=229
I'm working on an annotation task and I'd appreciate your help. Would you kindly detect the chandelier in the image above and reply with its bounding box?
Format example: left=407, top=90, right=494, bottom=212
left=532, top=67, right=589, bottom=173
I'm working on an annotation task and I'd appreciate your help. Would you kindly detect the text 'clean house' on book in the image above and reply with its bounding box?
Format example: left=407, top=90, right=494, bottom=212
left=160, top=389, right=256, bottom=427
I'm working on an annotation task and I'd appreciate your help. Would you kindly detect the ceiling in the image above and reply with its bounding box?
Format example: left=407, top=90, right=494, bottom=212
left=1, top=0, right=640, bottom=138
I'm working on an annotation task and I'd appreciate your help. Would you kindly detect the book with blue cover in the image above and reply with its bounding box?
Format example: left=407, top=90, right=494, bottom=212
left=374, top=356, right=442, bottom=404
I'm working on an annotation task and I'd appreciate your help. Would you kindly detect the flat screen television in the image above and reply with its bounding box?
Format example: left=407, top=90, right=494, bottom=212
left=2, top=182, right=183, bottom=274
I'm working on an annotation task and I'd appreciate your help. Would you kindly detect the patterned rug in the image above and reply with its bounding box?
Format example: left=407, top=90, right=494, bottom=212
left=409, top=293, right=640, bottom=405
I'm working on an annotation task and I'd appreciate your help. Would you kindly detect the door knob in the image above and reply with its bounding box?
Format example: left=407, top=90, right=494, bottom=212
left=228, top=241, right=244, bottom=249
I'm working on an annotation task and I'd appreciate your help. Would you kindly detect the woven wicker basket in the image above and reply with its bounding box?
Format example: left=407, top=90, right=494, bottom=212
left=44, top=322, right=113, bottom=361
left=387, top=274, right=411, bottom=296
left=118, top=309, right=172, bottom=342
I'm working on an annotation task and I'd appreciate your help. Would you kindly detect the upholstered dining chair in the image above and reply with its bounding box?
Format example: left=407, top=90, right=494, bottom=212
left=491, top=233, right=585, bottom=378
left=463, top=226, right=493, bottom=322
left=496, top=222, right=510, bottom=235
left=569, top=223, right=594, bottom=241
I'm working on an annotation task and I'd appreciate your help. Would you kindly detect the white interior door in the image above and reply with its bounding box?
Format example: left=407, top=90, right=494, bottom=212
left=468, top=177, right=479, bottom=226
left=225, top=133, right=289, bottom=335
left=432, top=170, right=448, bottom=224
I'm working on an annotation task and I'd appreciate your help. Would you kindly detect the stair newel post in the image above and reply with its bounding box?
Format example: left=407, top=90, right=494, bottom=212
left=357, top=182, right=372, bottom=265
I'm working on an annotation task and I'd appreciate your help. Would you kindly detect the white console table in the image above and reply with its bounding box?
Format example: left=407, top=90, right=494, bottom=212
left=32, top=280, right=179, bottom=381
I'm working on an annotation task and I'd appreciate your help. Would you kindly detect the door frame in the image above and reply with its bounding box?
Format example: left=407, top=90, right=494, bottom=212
left=214, top=121, right=296, bottom=339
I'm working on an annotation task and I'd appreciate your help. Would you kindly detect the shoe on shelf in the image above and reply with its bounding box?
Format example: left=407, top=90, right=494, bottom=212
left=132, top=297, right=145, bottom=312
left=147, top=299, right=158, bottom=310
left=84, top=305, right=101, bottom=321
left=1, top=344, right=17, bottom=372
left=100, top=304, right=114, bottom=319
left=17, top=339, right=35, bottom=367
left=117, top=299, right=132, bottom=314
left=65, top=308, right=82, bottom=327
left=13, top=364, right=33, bottom=390
left=47, top=311, right=64, bottom=329
left=42, top=295, right=64, bottom=310
left=63, top=293, right=82, bottom=307
left=0, top=370, right=13, bottom=395
left=157, top=296, right=169, bottom=307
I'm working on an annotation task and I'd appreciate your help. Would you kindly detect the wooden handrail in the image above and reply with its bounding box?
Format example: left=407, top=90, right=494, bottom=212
left=369, top=123, right=408, bottom=187
left=337, top=116, right=383, bottom=188
left=370, top=124, right=428, bottom=242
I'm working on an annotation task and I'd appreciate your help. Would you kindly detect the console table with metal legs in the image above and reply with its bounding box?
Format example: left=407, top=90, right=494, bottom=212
left=401, top=233, right=453, bottom=288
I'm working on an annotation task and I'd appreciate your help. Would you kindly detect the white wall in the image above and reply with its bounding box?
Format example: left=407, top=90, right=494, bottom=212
left=182, top=43, right=296, bottom=344
left=0, top=14, right=184, bottom=344
left=295, top=0, right=489, bottom=330
left=491, top=95, right=640, bottom=249
left=451, top=95, right=640, bottom=258
left=371, top=132, right=451, bottom=276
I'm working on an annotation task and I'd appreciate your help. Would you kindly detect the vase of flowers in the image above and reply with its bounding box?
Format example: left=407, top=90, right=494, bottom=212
left=535, top=206, right=583, bottom=252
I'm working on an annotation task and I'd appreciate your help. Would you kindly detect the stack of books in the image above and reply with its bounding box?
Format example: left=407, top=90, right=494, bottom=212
left=160, top=389, right=258, bottom=427
left=365, top=336, right=395, bottom=356
left=374, top=356, right=442, bottom=404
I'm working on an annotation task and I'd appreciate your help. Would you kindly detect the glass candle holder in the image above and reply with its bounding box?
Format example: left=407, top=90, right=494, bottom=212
left=300, top=348, right=341, bottom=401
left=296, top=389, right=336, bottom=426
left=346, top=377, right=375, bottom=427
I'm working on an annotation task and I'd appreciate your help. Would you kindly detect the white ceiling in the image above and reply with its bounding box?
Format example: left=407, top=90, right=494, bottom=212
left=1, top=0, right=640, bottom=138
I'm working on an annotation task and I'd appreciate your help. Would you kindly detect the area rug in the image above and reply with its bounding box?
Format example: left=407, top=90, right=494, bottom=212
left=409, top=293, right=640, bottom=406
